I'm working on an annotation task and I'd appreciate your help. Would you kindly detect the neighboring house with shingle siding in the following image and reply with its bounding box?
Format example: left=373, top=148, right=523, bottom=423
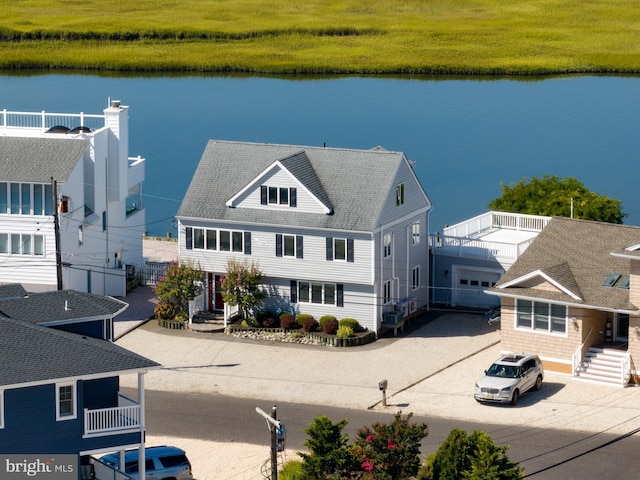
left=0, top=314, right=160, bottom=472
left=487, top=217, right=640, bottom=386
left=0, top=101, right=146, bottom=296
left=177, top=141, right=432, bottom=333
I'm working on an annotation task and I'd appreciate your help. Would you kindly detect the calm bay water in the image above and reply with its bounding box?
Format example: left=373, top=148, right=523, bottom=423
left=1, top=73, right=638, bottom=236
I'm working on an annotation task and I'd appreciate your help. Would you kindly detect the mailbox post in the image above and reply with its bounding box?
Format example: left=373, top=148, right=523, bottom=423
left=379, top=379, right=388, bottom=407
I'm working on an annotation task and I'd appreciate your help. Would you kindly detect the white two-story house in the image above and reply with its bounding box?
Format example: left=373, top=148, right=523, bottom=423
left=0, top=101, right=145, bottom=296
left=177, top=140, right=432, bottom=334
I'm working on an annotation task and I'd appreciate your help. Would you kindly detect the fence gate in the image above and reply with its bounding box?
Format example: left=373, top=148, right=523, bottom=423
left=142, top=261, right=170, bottom=286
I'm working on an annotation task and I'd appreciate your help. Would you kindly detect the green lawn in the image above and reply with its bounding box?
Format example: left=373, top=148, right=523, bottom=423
left=1, top=0, right=640, bottom=74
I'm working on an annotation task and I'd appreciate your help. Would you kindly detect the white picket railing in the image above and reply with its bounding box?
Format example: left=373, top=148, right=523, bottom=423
left=84, top=394, right=141, bottom=435
left=1, top=109, right=105, bottom=132
left=442, top=211, right=550, bottom=238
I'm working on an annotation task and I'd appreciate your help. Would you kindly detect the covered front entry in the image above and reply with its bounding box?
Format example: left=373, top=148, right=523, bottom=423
left=207, top=273, right=224, bottom=311
left=615, top=313, right=630, bottom=342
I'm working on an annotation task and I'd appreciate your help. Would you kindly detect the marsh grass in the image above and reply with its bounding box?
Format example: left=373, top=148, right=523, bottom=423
left=1, top=0, right=640, bottom=74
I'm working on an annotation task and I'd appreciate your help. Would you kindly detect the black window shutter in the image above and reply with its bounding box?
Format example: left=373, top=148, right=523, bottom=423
left=244, top=231, right=251, bottom=254
left=326, top=237, right=333, bottom=261
left=185, top=227, right=193, bottom=250
left=337, top=284, right=344, bottom=307
left=276, top=234, right=283, bottom=257
left=290, top=280, right=297, bottom=303
left=260, top=186, right=267, bottom=205
left=296, top=235, right=303, bottom=259
left=290, top=187, right=297, bottom=207
left=347, top=238, right=354, bottom=262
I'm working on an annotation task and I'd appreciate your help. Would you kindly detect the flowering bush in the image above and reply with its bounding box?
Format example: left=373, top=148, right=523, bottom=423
left=154, top=301, right=176, bottom=320
left=351, top=412, right=428, bottom=480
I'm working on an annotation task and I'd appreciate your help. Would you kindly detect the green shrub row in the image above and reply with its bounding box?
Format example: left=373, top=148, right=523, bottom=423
left=240, top=310, right=362, bottom=336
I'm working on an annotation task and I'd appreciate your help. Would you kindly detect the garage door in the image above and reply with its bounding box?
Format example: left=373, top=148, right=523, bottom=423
left=453, top=268, right=501, bottom=308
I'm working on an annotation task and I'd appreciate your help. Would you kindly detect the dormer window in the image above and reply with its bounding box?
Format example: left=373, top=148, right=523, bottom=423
left=261, top=186, right=297, bottom=207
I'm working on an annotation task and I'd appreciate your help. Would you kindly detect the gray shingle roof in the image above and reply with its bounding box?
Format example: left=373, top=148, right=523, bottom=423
left=491, top=217, right=640, bottom=311
left=0, top=137, right=88, bottom=182
left=0, top=316, right=159, bottom=388
left=0, top=290, right=128, bottom=325
left=0, top=283, right=28, bottom=300
left=177, top=140, right=411, bottom=232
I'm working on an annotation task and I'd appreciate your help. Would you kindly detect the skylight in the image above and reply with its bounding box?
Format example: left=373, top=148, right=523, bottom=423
left=618, top=275, right=630, bottom=290
left=602, top=273, right=622, bottom=287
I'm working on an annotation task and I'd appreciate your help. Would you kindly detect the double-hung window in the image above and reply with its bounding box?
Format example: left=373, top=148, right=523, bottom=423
left=261, top=186, right=297, bottom=207
left=56, top=382, right=76, bottom=420
left=276, top=234, right=303, bottom=258
left=383, top=280, right=392, bottom=305
left=186, top=227, right=251, bottom=254
left=395, top=183, right=405, bottom=206
left=412, top=266, right=420, bottom=290
left=383, top=234, right=392, bottom=257
left=326, top=237, right=354, bottom=262
left=412, top=222, right=420, bottom=245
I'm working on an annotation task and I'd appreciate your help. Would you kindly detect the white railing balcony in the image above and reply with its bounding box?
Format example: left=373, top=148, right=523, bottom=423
left=84, top=393, right=141, bottom=436
left=442, top=211, right=551, bottom=238
left=433, top=235, right=523, bottom=261
left=1, top=109, right=105, bottom=134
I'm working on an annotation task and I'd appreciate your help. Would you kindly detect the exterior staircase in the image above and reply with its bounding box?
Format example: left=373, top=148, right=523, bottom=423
left=575, top=346, right=629, bottom=386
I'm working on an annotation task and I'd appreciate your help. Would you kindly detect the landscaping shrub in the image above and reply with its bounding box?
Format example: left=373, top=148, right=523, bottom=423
left=175, top=311, right=189, bottom=323
left=319, top=315, right=337, bottom=326
left=257, top=310, right=279, bottom=328
left=322, top=319, right=339, bottom=335
left=280, top=460, right=305, bottom=480
left=242, top=316, right=259, bottom=328
left=302, top=318, right=319, bottom=332
left=336, top=325, right=353, bottom=338
left=339, top=318, right=360, bottom=331
left=154, top=301, right=176, bottom=320
left=280, top=312, right=297, bottom=330
left=296, top=313, right=315, bottom=327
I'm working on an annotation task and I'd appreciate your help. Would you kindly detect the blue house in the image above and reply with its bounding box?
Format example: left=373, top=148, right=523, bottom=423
left=0, top=284, right=128, bottom=341
left=0, top=285, right=160, bottom=475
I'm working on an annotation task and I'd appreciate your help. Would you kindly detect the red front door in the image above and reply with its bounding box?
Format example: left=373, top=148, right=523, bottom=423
left=208, top=273, right=224, bottom=311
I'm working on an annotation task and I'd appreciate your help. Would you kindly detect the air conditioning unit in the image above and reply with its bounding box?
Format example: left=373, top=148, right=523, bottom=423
left=409, top=299, right=417, bottom=314
left=383, top=311, right=404, bottom=325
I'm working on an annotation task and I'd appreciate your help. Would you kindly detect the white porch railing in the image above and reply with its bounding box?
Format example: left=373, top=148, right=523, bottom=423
left=572, top=327, right=594, bottom=376
left=442, top=211, right=550, bottom=238
left=622, top=350, right=631, bottom=386
left=1, top=109, right=105, bottom=132
left=84, top=393, right=141, bottom=435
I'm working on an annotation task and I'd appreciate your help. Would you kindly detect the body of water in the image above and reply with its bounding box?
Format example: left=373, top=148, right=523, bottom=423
left=1, top=73, right=638, bottom=236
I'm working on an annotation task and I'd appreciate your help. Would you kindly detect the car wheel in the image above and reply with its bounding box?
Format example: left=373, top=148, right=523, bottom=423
left=535, top=375, right=543, bottom=391
left=511, top=389, right=519, bottom=406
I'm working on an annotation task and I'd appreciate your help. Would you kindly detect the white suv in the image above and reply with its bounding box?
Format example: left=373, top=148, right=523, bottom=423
left=474, top=353, right=543, bottom=405
left=100, top=445, right=193, bottom=480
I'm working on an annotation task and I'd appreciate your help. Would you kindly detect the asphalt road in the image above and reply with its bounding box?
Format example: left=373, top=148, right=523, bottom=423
left=126, top=387, right=640, bottom=479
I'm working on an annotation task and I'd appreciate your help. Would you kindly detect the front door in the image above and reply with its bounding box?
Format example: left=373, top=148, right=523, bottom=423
left=616, top=313, right=629, bottom=341
left=207, top=273, right=225, bottom=311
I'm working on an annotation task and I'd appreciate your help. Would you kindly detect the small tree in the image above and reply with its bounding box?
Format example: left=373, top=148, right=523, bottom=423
left=421, top=428, right=523, bottom=480
left=488, top=174, right=626, bottom=224
left=352, top=412, right=428, bottom=480
left=298, top=416, right=356, bottom=479
left=220, top=258, right=267, bottom=318
left=154, top=261, right=203, bottom=315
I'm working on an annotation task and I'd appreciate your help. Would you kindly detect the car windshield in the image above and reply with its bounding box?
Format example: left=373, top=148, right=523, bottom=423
left=486, top=364, right=519, bottom=378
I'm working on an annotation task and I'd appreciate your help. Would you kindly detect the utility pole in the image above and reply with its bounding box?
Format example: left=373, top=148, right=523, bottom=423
left=256, top=405, right=283, bottom=480
left=51, top=178, right=63, bottom=290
